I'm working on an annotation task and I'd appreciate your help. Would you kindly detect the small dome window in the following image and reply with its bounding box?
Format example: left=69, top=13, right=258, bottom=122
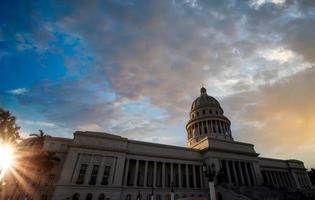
left=202, top=110, right=206, bottom=115
left=209, top=110, right=212, bottom=114
left=197, top=112, right=199, bottom=116
left=215, top=110, right=218, bottom=115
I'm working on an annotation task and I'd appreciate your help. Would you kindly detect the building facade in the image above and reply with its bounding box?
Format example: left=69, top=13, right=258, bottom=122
left=3, top=87, right=315, bottom=200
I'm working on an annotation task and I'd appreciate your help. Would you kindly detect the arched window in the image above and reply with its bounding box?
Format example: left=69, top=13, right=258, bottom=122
left=196, top=112, right=199, bottom=116
left=209, top=109, right=212, bottom=114
left=86, top=193, right=93, bottom=200
left=99, top=194, right=105, bottom=200
left=72, top=193, right=80, bottom=200
left=215, top=110, right=218, bottom=115
left=202, top=110, right=206, bottom=115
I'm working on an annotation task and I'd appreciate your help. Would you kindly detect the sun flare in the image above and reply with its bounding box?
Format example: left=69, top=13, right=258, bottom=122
left=0, top=143, right=14, bottom=180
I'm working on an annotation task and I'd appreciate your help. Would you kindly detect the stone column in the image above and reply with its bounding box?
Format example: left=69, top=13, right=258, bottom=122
left=206, top=121, right=210, bottom=135
left=270, top=171, right=278, bottom=187
left=134, top=160, right=139, bottom=187
left=109, top=158, right=117, bottom=185
left=244, top=163, right=251, bottom=186
left=249, top=163, right=261, bottom=185
left=238, top=162, right=245, bottom=185
left=232, top=161, right=239, bottom=185
left=153, top=161, right=157, bottom=187
left=201, top=122, right=204, bottom=135
left=210, top=121, right=213, bottom=133
left=226, top=161, right=232, bottom=184
left=178, top=163, right=182, bottom=188
left=186, top=164, right=189, bottom=188
left=162, top=162, right=165, bottom=188
left=193, top=165, right=197, bottom=188
left=282, top=171, right=289, bottom=187
left=144, top=161, right=148, bottom=187
left=123, top=159, right=130, bottom=186
left=267, top=171, right=273, bottom=186
left=170, top=163, right=174, bottom=184
left=199, top=165, right=204, bottom=187
left=98, top=157, right=106, bottom=185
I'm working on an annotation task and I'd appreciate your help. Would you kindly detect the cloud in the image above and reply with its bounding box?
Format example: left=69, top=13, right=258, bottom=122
left=6, top=88, right=28, bottom=95
left=222, top=67, right=315, bottom=167
left=259, top=48, right=296, bottom=64
left=17, top=119, right=56, bottom=128
left=1, top=0, right=315, bottom=166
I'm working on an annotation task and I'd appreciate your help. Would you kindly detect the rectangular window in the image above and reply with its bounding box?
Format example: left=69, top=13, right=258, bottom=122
left=76, top=164, right=88, bottom=184
left=101, top=166, right=111, bottom=185
left=89, top=165, right=99, bottom=185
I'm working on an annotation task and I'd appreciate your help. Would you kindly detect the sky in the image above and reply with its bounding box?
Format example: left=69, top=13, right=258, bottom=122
left=0, top=0, right=315, bottom=168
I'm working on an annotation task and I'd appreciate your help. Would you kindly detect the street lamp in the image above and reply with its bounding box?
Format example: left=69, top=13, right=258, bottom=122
left=151, top=186, right=154, bottom=200
left=136, top=192, right=141, bottom=200
left=203, top=163, right=217, bottom=200
left=170, top=181, right=174, bottom=200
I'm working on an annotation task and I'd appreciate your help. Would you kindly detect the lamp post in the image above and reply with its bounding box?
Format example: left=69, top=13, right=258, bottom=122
left=203, top=164, right=217, bottom=200
left=170, top=181, right=174, bottom=200
left=136, top=192, right=141, bottom=200
left=151, top=186, right=154, bottom=200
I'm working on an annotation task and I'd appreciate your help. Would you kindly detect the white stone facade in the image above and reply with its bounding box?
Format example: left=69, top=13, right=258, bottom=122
left=2, top=87, right=314, bottom=200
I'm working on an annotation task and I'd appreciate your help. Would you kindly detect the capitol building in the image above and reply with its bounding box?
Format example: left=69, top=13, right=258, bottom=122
left=5, top=87, right=315, bottom=200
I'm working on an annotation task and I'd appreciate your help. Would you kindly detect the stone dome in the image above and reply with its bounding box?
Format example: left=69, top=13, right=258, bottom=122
left=186, top=87, right=233, bottom=147
left=191, top=87, right=221, bottom=111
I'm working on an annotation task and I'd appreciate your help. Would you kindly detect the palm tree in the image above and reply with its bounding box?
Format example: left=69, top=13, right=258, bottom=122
left=0, top=108, right=20, bottom=144
left=29, top=129, right=51, bottom=148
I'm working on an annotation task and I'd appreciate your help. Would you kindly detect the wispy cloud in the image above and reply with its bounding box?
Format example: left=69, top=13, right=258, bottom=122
left=6, top=88, right=28, bottom=95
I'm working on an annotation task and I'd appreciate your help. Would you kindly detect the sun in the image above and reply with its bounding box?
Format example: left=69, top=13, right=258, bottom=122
left=0, top=143, right=14, bottom=180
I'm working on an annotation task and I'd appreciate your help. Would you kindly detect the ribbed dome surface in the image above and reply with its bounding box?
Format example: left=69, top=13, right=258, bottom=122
left=191, top=87, right=221, bottom=111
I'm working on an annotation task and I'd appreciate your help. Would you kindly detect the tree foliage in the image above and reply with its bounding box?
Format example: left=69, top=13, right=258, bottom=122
left=28, top=151, right=60, bottom=172
left=0, top=107, right=20, bottom=144
left=29, top=129, right=51, bottom=148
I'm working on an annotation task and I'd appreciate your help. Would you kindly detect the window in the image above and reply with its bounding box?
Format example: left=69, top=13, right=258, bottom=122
left=99, top=194, right=105, bottom=200
left=86, top=193, right=93, bottom=200
left=41, top=195, right=48, bottom=200
left=76, top=164, right=88, bottom=184
left=202, top=110, right=206, bottom=115
left=216, top=110, right=218, bottom=115
left=72, top=193, right=80, bottom=200
left=209, top=109, right=212, bottom=114
left=89, top=165, right=99, bottom=185
left=101, top=166, right=111, bottom=185
left=196, top=112, right=199, bottom=116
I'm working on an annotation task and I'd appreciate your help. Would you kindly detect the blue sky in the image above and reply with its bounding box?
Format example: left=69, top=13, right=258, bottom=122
left=1, top=0, right=315, bottom=168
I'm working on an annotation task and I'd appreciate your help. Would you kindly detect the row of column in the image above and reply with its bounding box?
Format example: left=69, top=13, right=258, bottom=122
left=221, top=160, right=257, bottom=186
left=123, top=159, right=205, bottom=189
left=296, top=172, right=312, bottom=189
left=188, top=120, right=231, bottom=139
left=261, top=170, right=294, bottom=188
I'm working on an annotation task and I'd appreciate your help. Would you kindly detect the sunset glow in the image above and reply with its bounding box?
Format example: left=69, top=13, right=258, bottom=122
left=0, top=143, right=14, bottom=180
